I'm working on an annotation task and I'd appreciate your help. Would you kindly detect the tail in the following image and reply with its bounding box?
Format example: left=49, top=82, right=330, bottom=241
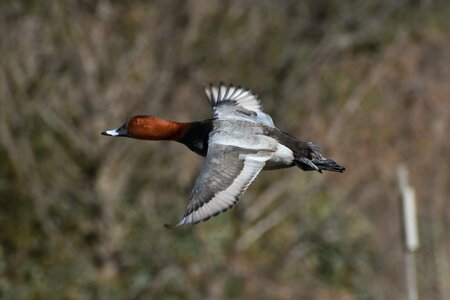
left=295, top=142, right=345, bottom=173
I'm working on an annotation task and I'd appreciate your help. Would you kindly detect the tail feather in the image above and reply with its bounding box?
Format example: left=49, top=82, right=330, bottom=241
left=296, top=157, right=345, bottom=173
left=311, top=158, right=345, bottom=173
left=296, top=157, right=321, bottom=172
left=295, top=142, right=345, bottom=173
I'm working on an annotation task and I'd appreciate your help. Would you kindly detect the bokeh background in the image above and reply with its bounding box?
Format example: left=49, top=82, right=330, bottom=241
left=1, top=1, right=449, bottom=299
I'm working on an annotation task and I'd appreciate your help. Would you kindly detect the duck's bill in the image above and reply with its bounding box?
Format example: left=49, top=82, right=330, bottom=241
left=101, top=124, right=128, bottom=137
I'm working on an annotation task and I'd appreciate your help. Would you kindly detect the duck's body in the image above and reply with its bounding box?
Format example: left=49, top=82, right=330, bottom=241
left=102, top=83, right=344, bottom=226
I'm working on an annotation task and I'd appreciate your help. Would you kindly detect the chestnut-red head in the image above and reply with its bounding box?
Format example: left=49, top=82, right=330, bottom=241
left=102, top=115, right=188, bottom=141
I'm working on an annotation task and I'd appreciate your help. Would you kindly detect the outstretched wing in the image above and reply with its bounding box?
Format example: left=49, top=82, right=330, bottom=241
left=176, top=144, right=274, bottom=226
left=205, top=83, right=275, bottom=127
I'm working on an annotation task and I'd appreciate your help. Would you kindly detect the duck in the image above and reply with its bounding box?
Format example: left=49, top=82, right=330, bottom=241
left=102, top=83, right=345, bottom=226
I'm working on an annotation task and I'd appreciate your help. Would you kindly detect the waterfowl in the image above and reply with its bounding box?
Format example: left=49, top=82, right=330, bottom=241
left=102, top=83, right=345, bottom=226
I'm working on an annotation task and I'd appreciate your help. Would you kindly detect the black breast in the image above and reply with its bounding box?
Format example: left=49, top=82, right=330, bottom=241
left=177, top=120, right=213, bottom=157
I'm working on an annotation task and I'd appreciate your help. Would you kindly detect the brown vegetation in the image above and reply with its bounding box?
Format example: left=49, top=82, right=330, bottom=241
left=0, top=1, right=449, bottom=299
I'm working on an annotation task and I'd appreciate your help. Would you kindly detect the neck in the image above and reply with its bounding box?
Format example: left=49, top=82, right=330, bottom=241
left=127, top=115, right=190, bottom=141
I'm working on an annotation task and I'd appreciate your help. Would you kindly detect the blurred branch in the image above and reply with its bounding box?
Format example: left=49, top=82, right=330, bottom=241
left=244, top=180, right=288, bottom=223
left=325, top=54, right=389, bottom=144
left=236, top=177, right=322, bottom=251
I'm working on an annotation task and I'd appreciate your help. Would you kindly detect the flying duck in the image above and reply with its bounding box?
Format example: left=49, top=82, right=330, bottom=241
left=102, top=83, right=345, bottom=226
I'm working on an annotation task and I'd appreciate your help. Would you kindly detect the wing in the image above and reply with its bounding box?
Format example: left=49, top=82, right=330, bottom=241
left=176, top=144, right=274, bottom=226
left=205, top=83, right=275, bottom=127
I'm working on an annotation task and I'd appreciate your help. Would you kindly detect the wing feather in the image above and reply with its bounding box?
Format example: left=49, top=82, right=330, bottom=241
left=204, top=83, right=275, bottom=127
left=176, top=144, right=273, bottom=226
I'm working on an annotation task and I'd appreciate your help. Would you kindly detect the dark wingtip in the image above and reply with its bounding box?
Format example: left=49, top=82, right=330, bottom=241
left=101, top=131, right=109, bottom=136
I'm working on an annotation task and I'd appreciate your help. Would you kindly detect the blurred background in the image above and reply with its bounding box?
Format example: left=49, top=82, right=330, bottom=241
left=1, top=1, right=449, bottom=299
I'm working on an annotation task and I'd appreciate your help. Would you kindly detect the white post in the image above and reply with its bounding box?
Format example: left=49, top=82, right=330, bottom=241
left=397, top=165, right=419, bottom=300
